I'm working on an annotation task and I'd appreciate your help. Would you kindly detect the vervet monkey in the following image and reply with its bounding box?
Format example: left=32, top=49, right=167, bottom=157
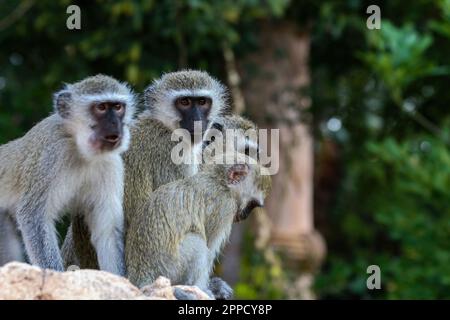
left=63, top=114, right=261, bottom=299
left=62, top=70, right=230, bottom=266
left=63, top=113, right=260, bottom=299
left=0, top=75, right=136, bottom=275
left=202, top=114, right=259, bottom=164
left=126, top=157, right=271, bottom=298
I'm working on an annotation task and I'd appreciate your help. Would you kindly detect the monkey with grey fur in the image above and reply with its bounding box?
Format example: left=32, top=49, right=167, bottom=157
left=63, top=114, right=259, bottom=298
left=125, top=157, right=271, bottom=298
left=62, top=71, right=259, bottom=299
left=0, top=75, right=136, bottom=275
left=62, top=70, right=229, bottom=266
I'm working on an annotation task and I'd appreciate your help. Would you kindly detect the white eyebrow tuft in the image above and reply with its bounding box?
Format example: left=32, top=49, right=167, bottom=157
left=166, top=89, right=213, bottom=100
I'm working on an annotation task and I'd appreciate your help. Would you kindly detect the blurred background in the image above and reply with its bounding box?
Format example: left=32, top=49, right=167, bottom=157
left=1, top=0, right=449, bottom=299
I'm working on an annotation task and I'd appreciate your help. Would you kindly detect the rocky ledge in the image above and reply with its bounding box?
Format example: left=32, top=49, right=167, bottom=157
left=0, top=262, right=211, bottom=300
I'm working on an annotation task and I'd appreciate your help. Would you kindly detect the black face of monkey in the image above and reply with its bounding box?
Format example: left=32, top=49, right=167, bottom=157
left=226, top=164, right=264, bottom=223
left=90, top=101, right=126, bottom=151
left=234, top=199, right=262, bottom=223
left=175, top=96, right=212, bottom=141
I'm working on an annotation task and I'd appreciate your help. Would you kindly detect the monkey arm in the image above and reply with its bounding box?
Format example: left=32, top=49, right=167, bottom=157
left=0, top=210, right=24, bottom=265
left=9, top=121, right=67, bottom=271
left=16, top=196, right=64, bottom=271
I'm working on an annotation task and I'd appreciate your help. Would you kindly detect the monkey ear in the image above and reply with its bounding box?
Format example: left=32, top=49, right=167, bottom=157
left=227, top=164, right=249, bottom=185
left=54, top=90, right=72, bottom=119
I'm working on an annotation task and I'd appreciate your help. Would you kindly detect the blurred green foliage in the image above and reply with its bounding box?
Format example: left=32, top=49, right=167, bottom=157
left=0, top=0, right=286, bottom=143
left=1, top=0, right=449, bottom=299
left=363, top=21, right=446, bottom=104
left=235, top=231, right=288, bottom=299
left=311, top=0, right=450, bottom=299
left=316, top=135, right=450, bottom=299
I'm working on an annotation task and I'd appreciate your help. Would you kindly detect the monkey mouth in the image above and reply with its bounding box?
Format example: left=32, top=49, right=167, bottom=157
left=90, top=135, right=122, bottom=152
left=100, top=137, right=122, bottom=151
left=234, top=200, right=262, bottom=223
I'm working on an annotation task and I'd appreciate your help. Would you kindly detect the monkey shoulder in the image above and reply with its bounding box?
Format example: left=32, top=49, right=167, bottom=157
left=130, top=117, right=178, bottom=152
left=126, top=117, right=171, bottom=159
left=1, top=115, right=61, bottom=150
left=2, top=115, right=73, bottom=179
left=190, top=174, right=238, bottom=216
left=127, top=183, right=189, bottom=247
left=125, top=116, right=186, bottom=187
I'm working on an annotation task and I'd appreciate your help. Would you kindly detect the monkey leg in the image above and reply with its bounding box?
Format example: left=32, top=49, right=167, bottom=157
left=87, top=202, right=125, bottom=276
left=205, top=245, right=233, bottom=299
left=0, top=210, right=25, bottom=265
left=178, top=233, right=214, bottom=298
left=15, top=205, right=64, bottom=271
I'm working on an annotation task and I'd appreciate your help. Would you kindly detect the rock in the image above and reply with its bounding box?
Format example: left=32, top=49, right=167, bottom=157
left=0, top=263, right=43, bottom=299
left=141, top=276, right=176, bottom=299
left=0, top=262, right=167, bottom=300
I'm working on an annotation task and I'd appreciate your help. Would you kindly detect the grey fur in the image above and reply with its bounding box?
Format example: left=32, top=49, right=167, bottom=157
left=62, top=70, right=231, bottom=272
left=62, top=72, right=259, bottom=299
left=125, top=161, right=271, bottom=298
left=0, top=210, right=24, bottom=265
left=208, top=277, right=234, bottom=300
left=0, top=75, right=136, bottom=274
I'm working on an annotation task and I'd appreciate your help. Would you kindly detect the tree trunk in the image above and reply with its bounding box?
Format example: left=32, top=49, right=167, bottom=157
left=225, top=21, right=325, bottom=299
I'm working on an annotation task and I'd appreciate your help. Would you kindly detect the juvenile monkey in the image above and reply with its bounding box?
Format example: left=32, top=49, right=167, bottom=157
left=0, top=75, right=135, bottom=275
left=125, top=157, right=271, bottom=298
left=198, top=114, right=261, bottom=298
left=202, top=114, right=259, bottom=164
left=62, top=70, right=231, bottom=269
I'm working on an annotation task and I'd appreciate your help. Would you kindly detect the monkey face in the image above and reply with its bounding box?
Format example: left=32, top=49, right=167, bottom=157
left=89, top=101, right=126, bottom=151
left=225, top=162, right=268, bottom=223
left=234, top=199, right=263, bottom=223
left=175, top=96, right=212, bottom=141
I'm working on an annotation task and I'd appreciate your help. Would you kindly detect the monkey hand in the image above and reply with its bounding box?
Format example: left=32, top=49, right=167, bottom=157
left=208, top=277, right=233, bottom=300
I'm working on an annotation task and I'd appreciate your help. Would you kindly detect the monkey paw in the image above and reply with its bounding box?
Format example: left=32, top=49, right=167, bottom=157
left=208, top=277, right=233, bottom=300
left=173, top=287, right=199, bottom=300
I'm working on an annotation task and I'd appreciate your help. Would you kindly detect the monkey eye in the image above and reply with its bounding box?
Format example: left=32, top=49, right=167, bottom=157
left=96, top=103, right=107, bottom=112
left=198, top=97, right=211, bottom=110
left=114, top=103, right=124, bottom=113
left=178, top=97, right=191, bottom=107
